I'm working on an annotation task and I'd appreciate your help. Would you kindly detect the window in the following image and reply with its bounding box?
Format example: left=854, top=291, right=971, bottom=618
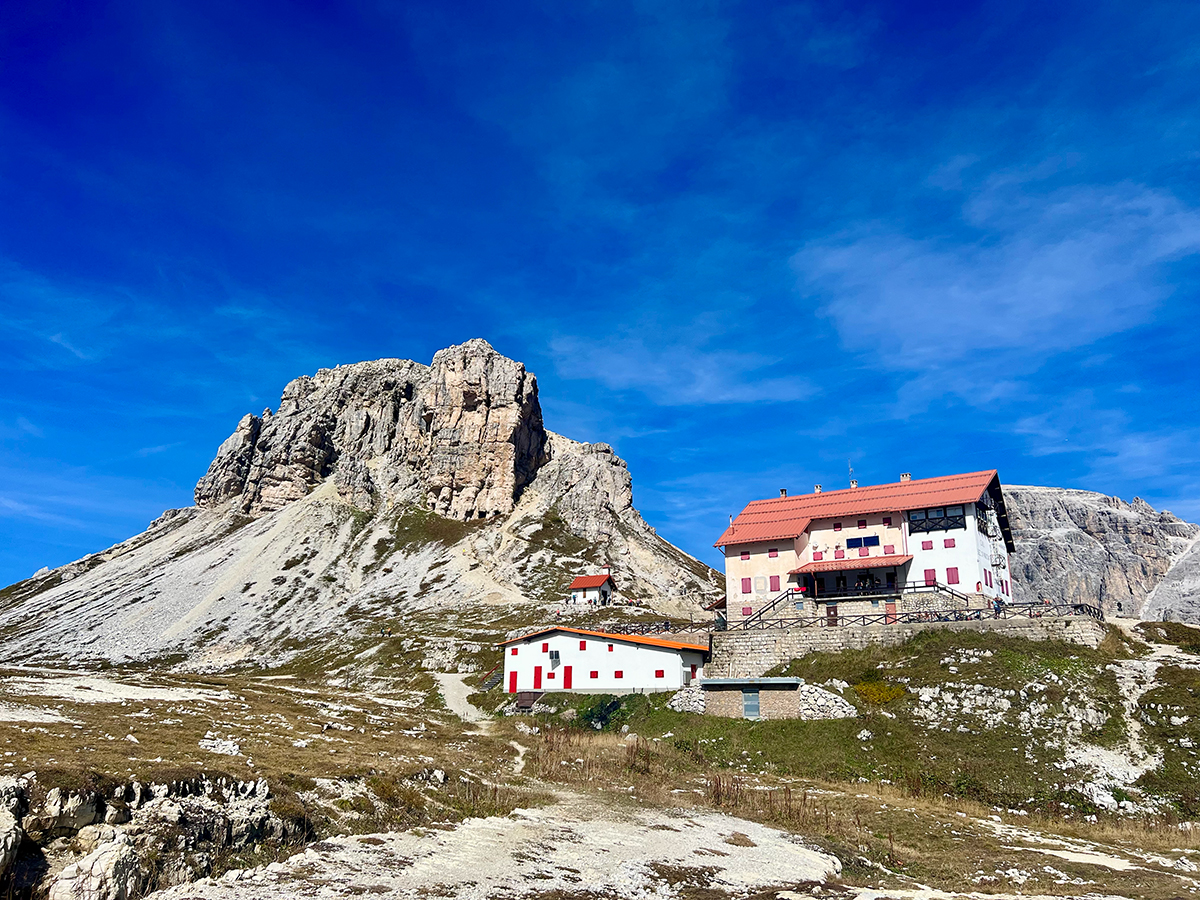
left=768, top=548, right=778, bottom=558
left=835, top=549, right=845, bottom=559
left=921, top=540, right=933, bottom=550
left=858, top=519, right=867, bottom=529
left=510, top=648, right=518, bottom=655
left=871, top=599, right=880, bottom=607
left=947, top=505, right=963, bottom=516
left=947, top=567, right=960, bottom=585
left=930, top=508, right=944, bottom=518
left=741, top=606, right=753, bottom=616
left=1004, top=580, right=1010, bottom=596
left=910, top=510, right=926, bottom=521
left=769, top=575, right=780, bottom=592
left=754, top=576, right=767, bottom=592
left=834, top=522, right=842, bottom=531
left=655, top=670, right=664, bottom=678
left=547, top=671, right=555, bottom=679
left=884, top=544, right=894, bottom=554
left=542, top=642, right=549, bottom=652
left=909, top=506, right=966, bottom=534
left=741, top=577, right=752, bottom=594
left=812, top=551, right=823, bottom=561
left=579, top=640, right=587, bottom=650
left=549, top=650, right=560, bottom=660
left=924, top=568, right=936, bottom=586
left=794, top=601, right=804, bottom=610
left=883, top=516, right=892, bottom=527
left=740, top=550, right=750, bottom=561
left=614, top=670, right=623, bottom=679
left=590, top=671, right=598, bottom=679
left=944, top=538, right=955, bottom=548
left=863, top=535, right=880, bottom=547
left=846, top=537, right=863, bottom=549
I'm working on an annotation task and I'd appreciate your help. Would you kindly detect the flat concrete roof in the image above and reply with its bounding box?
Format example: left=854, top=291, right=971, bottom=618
left=700, top=677, right=803, bottom=688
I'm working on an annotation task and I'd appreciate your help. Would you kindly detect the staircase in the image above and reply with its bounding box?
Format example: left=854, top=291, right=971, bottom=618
left=478, top=662, right=504, bottom=692
left=741, top=588, right=807, bottom=628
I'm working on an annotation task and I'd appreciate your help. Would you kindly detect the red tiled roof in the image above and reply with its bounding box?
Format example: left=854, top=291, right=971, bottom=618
left=500, top=626, right=708, bottom=654
left=569, top=574, right=613, bottom=589
left=791, top=554, right=913, bottom=574
left=715, top=470, right=998, bottom=547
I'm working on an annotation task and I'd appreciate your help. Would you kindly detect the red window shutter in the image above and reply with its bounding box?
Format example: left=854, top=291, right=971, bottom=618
left=741, top=577, right=752, bottom=593
left=858, top=520, right=867, bottom=529
left=813, top=551, right=823, bottom=561
left=608, top=644, right=614, bottom=652
left=768, top=548, right=778, bottom=558
left=884, top=544, right=894, bottom=554
left=511, top=647, right=518, bottom=655
left=579, top=640, right=587, bottom=650
left=859, top=547, right=869, bottom=557
left=547, top=671, right=555, bottom=679
left=944, top=538, right=955, bottom=548
left=947, top=567, right=959, bottom=585
left=614, top=670, right=623, bottom=679
left=769, top=575, right=780, bottom=592
left=741, top=606, right=753, bottom=616
left=740, top=550, right=750, bottom=561
left=655, top=670, right=664, bottom=678
left=924, top=568, right=936, bottom=586
left=590, top=670, right=598, bottom=679
left=835, top=549, right=845, bottom=559
left=883, top=517, right=892, bottom=527
left=834, top=522, right=842, bottom=531
left=921, top=540, right=933, bottom=550
left=542, top=642, right=549, bottom=652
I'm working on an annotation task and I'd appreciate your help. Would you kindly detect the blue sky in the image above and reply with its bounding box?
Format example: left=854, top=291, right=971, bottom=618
left=1, top=0, right=1197, bottom=586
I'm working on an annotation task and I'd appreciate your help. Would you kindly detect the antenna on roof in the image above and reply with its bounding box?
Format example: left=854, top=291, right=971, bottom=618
left=848, top=459, right=854, bottom=487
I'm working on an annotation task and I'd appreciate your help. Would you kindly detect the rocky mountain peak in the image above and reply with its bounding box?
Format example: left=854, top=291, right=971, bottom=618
left=194, top=340, right=548, bottom=521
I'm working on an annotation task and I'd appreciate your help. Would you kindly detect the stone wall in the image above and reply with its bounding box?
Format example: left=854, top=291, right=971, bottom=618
left=709, top=616, right=1108, bottom=678
left=702, top=682, right=858, bottom=720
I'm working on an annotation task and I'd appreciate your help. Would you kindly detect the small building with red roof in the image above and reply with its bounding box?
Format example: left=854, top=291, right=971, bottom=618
left=501, top=626, right=709, bottom=694
left=716, top=470, right=1016, bottom=626
left=568, top=565, right=615, bottom=605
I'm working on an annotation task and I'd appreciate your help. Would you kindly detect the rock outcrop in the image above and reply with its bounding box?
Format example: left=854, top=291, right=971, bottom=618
left=194, top=340, right=547, bottom=521
left=0, top=340, right=721, bottom=666
left=1006, top=485, right=1199, bottom=618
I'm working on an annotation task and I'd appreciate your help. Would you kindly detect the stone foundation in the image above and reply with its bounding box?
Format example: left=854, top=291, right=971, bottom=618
left=709, top=615, right=1108, bottom=678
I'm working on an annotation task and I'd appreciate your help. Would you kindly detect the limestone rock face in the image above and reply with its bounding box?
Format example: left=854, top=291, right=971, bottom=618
left=1006, top=485, right=1198, bottom=618
left=0, top=340, right=721, bottom=666
left=193, top=339, right=547, bottom=521
left=46, top=833, right=140, bottom=900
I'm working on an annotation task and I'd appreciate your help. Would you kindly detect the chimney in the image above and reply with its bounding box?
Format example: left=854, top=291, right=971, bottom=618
left=850, top=479, right=858, bottom=489
left=813, top=484, right=822, bottom=493
left=900, top=473, right=911, bottom=482
left=779, top=488, right=787, bottom=498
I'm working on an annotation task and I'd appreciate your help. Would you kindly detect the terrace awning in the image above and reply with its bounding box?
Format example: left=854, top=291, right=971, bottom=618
left=790, top=554, right=913, bottom=574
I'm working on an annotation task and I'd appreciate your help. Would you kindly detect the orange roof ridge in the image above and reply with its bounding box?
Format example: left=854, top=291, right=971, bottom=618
left=500, top=626, right=708, bottom=654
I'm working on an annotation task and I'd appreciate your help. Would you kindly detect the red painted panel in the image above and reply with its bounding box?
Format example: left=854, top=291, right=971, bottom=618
left=921, top=540, right=933, bottom=550
left=812, top=551, right=823, bottom=561
left=510, top=647, right=518, bottom=655
left=533, top=666, right=542, bottom=689
left=768, top=548, right=778, bottom=558
left=563, top=666, right=573, bottom=689
left=741, top=577, right=752, bottom=593
left=884, top=544, right=895, bottom=554
left=654, top=670, right=664, bottom=678
left=944, top=538, right=956, bottom=548
left=947, top=567, right=960, bottom=584
left=579, top=640, right=587, bottom=650
left=769, top=575, right=780, bottom=592
left=835, top=549, right=845, bottom=559
left=924, top=568, right=936, bottom=586
left=508, top=671, right=517, bottom=693
left=858, top=547, right=869, bottom=557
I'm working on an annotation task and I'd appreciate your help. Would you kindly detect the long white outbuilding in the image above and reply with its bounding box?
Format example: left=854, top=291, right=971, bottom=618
left=501, top=627, right=709, bottom=694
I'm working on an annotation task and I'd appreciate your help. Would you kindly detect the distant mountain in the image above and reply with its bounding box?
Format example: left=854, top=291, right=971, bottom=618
left=1006, top=484, right=1199, bottom=619
left=0, top=340, right=721, bottom=667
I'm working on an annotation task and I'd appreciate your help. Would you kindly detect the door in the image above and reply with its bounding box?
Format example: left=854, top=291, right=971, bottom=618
left=508, top=671, right=518, bottom=693
left=742, top=689, right=760, bottom=719
left=533, top=666, right=542, bottom=689
left=563, top=666, right=572, bottom=689
left=885, top=601, right=897, bottom=624
left=826, top=603, right=838, bottom=627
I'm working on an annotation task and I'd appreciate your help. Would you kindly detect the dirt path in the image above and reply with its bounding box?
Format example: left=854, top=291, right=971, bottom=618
left=149, top=792, right=839, bottom=900
left=434, top=673, right=490, bottom=732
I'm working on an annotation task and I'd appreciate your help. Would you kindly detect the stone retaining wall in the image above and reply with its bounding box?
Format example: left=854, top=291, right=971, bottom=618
left=709, top=616, right=1108, bottom=678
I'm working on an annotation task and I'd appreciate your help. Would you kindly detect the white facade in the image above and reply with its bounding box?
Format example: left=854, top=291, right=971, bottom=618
left=503, top=629, right=707, bottom=694
left=569, top=579, right=614, bottom=604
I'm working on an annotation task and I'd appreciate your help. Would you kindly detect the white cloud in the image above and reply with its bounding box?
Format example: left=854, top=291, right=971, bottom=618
left=793, top=181, right=1200, bottom=374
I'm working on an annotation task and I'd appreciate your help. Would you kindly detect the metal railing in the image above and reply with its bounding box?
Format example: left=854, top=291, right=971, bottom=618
left=601, top=620, right=707, bottom=636
left=729, top=601, right=1103, bottom=630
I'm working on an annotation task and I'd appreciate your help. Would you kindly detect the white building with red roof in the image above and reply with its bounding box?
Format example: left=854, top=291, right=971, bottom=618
left=501, top=626, right=708, bottom=693
left=568, top=565, right=615, bottom=605
left=714, top=471, right=1016, bottom=626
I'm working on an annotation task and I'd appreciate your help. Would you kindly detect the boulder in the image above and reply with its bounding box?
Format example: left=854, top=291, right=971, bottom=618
left=46, top=833, right=140, bottom=900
